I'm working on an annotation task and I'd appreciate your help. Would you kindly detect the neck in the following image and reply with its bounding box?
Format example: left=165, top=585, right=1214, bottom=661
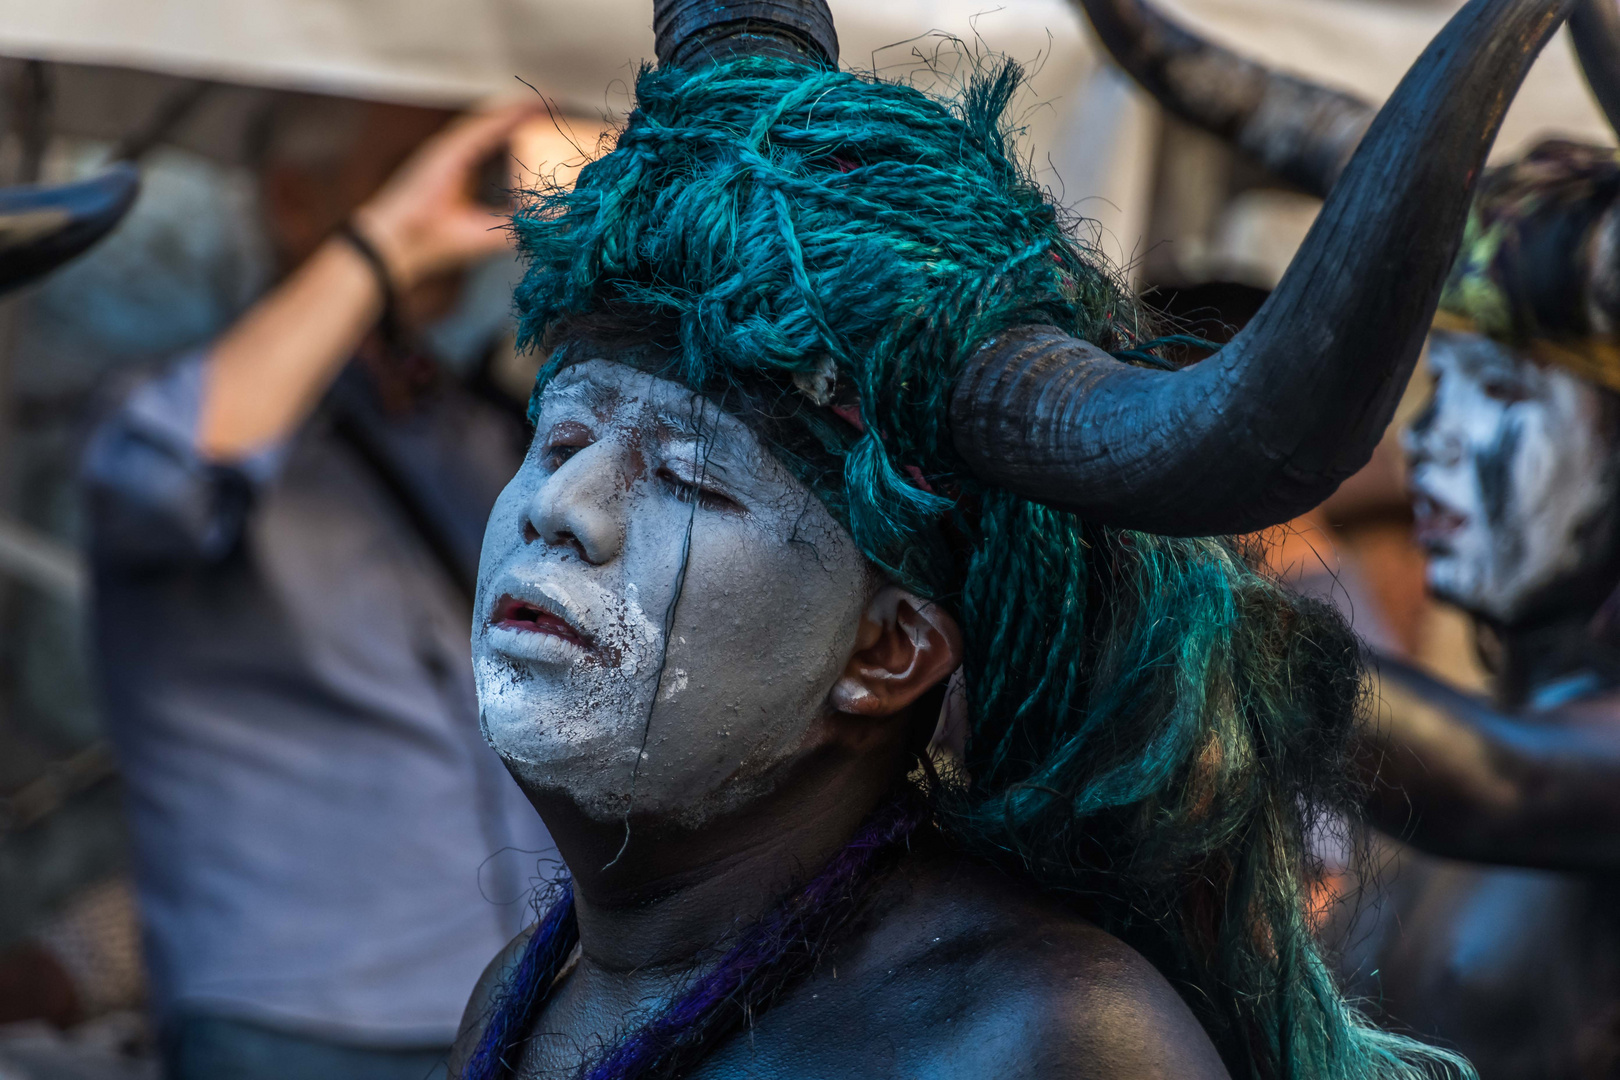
left=527, top=740, right=906, bottom=975
left=1485, top=588, right=1620, bottom=708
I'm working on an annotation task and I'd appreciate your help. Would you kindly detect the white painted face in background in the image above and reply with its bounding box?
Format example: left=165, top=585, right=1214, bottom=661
left=474, top=359, right=872, bottom=827
left=1403, top=330, right=1620, bottom=624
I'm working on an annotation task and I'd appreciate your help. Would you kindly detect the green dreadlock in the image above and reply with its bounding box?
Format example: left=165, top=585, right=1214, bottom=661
left=511, top=54, right=1471, bottom=1080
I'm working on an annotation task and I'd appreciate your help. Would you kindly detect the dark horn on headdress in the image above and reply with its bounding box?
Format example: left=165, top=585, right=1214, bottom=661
left=1069, top=0, right=1375, bottom=198
left=1571, top=0, right=1620, bottom=135
left=951, top=0, right=1570, bottom=536
left=654, top=0, right=839, bottom=69
left=0, top=163, right=140, bottom=296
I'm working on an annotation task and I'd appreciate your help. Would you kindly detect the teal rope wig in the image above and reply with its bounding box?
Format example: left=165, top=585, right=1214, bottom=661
left=512, top=54, right=1470, bottom=1080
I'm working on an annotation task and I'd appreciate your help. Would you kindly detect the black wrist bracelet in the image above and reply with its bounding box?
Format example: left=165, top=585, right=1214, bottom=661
left=335, top=220, right=406, bottom=354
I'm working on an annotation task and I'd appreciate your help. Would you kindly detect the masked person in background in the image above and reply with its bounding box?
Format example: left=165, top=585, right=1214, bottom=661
left=441, top=0, right=1566, bottom=1076
left=1341, top=138, right=1620, bottom=1080
left=1073, top=0, right=1620, bottom=1072
left=81, top=98, right=555, bottom=1080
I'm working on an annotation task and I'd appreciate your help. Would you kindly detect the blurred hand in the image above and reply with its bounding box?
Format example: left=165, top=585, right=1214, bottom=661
left=353, top=100, right=541, bottom=291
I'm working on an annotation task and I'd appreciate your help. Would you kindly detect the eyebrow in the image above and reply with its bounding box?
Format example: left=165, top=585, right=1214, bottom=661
left=1452, top=341, right=1527, bottom=380
left=547, top=372, right=620, bottom=416
left=550, top=371, right=747, bottom=472
left=653, top=381, right=735, bottom=437
left=655, top=403, right=743, bottom=475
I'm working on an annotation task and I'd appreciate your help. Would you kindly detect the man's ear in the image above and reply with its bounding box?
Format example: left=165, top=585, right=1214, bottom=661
left=830, top=585, right=963, bottom=717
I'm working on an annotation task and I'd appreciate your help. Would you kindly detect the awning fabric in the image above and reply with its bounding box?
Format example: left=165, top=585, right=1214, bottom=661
left=0, top=0, right=1611, bottom=276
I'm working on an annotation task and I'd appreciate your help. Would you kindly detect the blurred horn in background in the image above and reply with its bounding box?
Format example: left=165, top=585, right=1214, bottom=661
left=1571, top=0, right=1620, bottom=135
left=1068, top=0, right=1375, bottom=197
left=0, top=164, right=139, bottom=295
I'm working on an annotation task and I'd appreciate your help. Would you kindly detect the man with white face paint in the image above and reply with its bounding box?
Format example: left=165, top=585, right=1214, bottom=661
left=1327, top=139, right=1620, bottom=1079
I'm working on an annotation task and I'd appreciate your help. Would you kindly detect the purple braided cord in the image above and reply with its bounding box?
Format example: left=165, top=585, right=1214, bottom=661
left=463, top=885, right=579, bottom=1080
left=581, top=795, right=926, bottom=1080
left=461, top=796, right=923, bottom=1080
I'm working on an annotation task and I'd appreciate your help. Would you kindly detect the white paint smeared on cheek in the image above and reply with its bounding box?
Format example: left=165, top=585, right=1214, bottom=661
left=472, top=461, right=668, bottom=810
left=475, top=583, right=664, bottom=771
left=615, top=582, right=661, bottom=677
left=1482, top=377, right=1613, bottom=618
left=657, top=668, right=689, bottom=702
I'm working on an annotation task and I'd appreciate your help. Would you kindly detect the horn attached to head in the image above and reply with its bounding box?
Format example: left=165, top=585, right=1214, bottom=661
left=0, top=163, right=140, bottom=296
left=654, top=0, right=838, bottom=69
left=1571, top=0, right=1620, bottom=136
left=653, top=0, right=1567, bottom=537
left=951, top=0, right=1568, bottom=536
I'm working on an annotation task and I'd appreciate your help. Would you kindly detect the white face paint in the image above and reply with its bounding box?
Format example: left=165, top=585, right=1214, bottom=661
left=473, top=359, right=872, bottom=826
left=1403, top=331, right=1619, bottom=624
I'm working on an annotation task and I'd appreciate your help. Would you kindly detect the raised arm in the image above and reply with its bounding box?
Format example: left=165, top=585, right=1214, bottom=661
left=1361, top=652, right=1620, bottom=871
left=196, top=102, right=535, bottom=462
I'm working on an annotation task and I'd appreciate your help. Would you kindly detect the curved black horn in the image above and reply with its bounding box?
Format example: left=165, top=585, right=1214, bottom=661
left=951, top=0, right=1570, bottom=536
left=0, top=163, right=140, bottom=296
left=654, top=0, right=838, bottom=69
left=1571, top=0, right=1620, bottom=135
left=1071, top=0, right=1374, bottom=198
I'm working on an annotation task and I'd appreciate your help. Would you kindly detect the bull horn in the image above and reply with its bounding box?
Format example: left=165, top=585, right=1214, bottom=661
left=1070, top=0, right=1375, bottom=198
left=950, top=0, right=1570, bottom=536
left=0, top=163, right=140, bottom=296
left=1571, top=0, right=1620, bottom=135
left=654, top=0, right=838, bottom=69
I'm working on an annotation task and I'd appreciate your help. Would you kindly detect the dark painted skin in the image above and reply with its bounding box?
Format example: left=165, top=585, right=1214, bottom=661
left=1332, top=346, right=1620, bottom=1078
left=1340, top=662, right=1620, bottom=1078
left=451, top=841, right=1229, bottom=1080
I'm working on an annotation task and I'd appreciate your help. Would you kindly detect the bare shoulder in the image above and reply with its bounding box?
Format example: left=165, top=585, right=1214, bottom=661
left=446, top=925, right=537, bottom=1078
left=828, top=851, right=1231, bottom=1080
left=984, top=915, right=1232, bottom=1079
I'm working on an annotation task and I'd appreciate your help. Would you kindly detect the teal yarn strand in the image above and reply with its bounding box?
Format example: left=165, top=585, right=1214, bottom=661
left=512, top=53, right=1472, bottom=1080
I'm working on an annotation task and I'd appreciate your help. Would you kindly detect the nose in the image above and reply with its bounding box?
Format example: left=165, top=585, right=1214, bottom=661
left=526, top=441, right=627, bottom=565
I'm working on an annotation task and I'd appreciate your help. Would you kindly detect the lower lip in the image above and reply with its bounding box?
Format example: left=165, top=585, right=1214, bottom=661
left=484, top=623, right=592, bottom=665
left=1413, top=514, right=1466, bottom=547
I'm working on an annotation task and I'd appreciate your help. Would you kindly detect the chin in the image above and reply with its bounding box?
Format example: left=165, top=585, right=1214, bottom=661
left=495, top=745, right=644, bottom=818
left=478, top=697, right=644, bottom=778
left=1425, top=559, right=1488, bottom=616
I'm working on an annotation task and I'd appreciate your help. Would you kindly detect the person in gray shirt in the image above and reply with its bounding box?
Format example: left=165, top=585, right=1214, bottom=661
left=81, top=98, right=555, bottom=1080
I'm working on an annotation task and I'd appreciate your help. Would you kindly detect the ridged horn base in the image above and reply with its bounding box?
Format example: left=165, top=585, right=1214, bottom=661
left=654, top=0, right=839, bottom=68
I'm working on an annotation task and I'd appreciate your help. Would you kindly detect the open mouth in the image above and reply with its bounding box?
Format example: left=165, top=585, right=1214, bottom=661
left=1411, top=493, right=1468, bottom=547
left=490, top=594, right=594, bottom=650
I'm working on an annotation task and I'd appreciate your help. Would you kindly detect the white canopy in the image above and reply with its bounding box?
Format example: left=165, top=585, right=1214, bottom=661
left=0, top=1, right=1085, bottom=110
left=0, top=0, right=1611, bottom=271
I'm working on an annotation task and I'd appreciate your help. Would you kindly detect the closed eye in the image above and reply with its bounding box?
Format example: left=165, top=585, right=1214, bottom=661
left=540, top=420, right=593, bottom=471
left=657, top=467, right=742, bottom=514
left=545, top=443, right=583, bottom=470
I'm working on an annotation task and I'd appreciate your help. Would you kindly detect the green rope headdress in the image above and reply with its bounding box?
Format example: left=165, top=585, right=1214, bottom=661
left=514, top=55, right=1136, bottom=593
left=504, top=0, right=1574, bottom=1069
left=1437, top=139, right=1620, bottom=392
